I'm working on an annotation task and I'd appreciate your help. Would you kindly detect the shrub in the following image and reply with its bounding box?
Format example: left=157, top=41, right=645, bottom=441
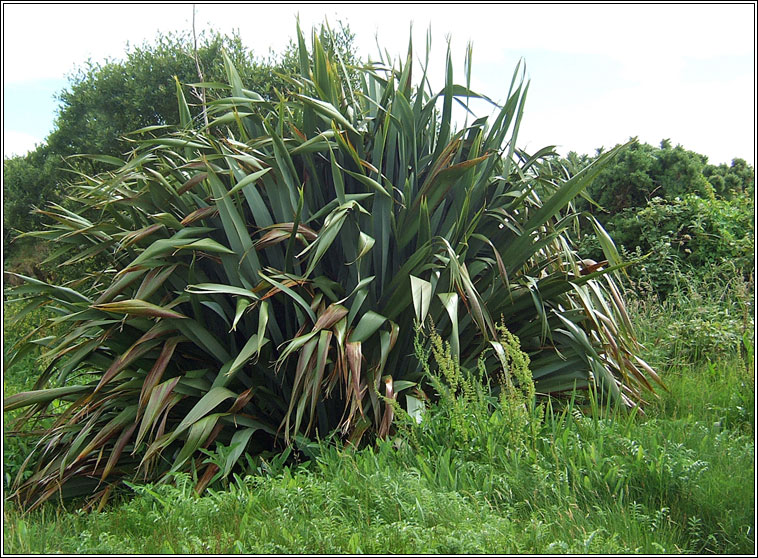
left=578, top=193, right=754, bottom=299
left=3, top=24, right=659, bottom=510
left=403, top=317, right=543, bottom=460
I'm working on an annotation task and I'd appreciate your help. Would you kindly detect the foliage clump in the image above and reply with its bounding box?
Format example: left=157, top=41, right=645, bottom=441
left=569, top=139, right=754, bottom=301
left=3, top=23, right=659, bottom=510
left=409, top=317, right=542, bottom=454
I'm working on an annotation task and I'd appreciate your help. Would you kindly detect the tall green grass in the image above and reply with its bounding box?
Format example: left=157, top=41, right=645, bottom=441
left=3, top=299, right=60, bottom=490
left=4, top=316, right=753, bottom=554
left=628, top=270, right=754, bottom=368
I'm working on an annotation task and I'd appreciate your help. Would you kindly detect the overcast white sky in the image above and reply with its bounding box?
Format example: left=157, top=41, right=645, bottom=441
left=2, top=2, right=756, bottom=165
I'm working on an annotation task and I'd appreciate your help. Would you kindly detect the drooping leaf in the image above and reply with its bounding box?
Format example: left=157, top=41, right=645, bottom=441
left=91, top=300, right=187, bottom=319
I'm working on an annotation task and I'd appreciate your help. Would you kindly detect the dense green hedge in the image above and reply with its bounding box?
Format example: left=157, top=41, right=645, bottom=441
left=578, top=193, right=754, bottom=298
left=567, top=139, right=754, bottom=299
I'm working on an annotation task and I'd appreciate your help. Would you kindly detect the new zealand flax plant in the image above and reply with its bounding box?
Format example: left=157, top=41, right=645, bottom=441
left=3, top=23, right=662, bottom=510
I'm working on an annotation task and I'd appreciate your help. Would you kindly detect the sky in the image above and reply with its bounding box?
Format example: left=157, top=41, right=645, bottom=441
left=2, top=2, right=756, bottom=166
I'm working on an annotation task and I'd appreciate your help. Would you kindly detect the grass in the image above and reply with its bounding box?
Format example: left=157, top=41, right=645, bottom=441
left=3, top=350, right=753, bottom=554
left=2, top=269, right=755, bottom=554
left=627, top=271, right=754, bottom=369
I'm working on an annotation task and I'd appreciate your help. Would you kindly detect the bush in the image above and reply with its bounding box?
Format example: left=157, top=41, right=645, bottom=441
left=578, top=193, right=754, bottom=299
left=578, top=139, right=714, bottom=217
left=3, top=24, right=659, bottom=510
left=3, top=149, right=61, bottom=243
left=402, top=318, right=542, bottom=459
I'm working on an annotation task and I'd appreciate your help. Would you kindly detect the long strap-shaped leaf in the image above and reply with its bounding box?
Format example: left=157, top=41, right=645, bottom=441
left=500, top=142, right=630, bottom=272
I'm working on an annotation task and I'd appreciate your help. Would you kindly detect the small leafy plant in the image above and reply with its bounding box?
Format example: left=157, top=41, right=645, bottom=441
left=404, top=317, right=543, bottom=459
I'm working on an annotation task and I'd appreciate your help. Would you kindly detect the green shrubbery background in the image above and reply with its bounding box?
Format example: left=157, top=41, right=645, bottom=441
left=571, top=139, right=753, bottom=297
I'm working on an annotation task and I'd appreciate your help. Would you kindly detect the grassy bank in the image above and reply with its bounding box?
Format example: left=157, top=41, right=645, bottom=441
left=3, top=350, right=753, bottom=554
left=3, top=261, right=754, bottom=554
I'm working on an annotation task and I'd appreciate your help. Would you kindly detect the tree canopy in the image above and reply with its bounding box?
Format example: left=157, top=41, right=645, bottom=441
left=575, top=138, right=754, bottom=220
left=3, top=25, right=359, bottom=242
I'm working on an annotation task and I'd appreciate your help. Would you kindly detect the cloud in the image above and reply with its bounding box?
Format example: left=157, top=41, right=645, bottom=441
left=6, top=4, right=752, bottom=82
left=519, top=72, right=755, bottom=165
left=3, top=131, right=44, bottom=158
left=3, top=4, right=193, bottom=83
left=2, top=3, right=753, bottom=165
